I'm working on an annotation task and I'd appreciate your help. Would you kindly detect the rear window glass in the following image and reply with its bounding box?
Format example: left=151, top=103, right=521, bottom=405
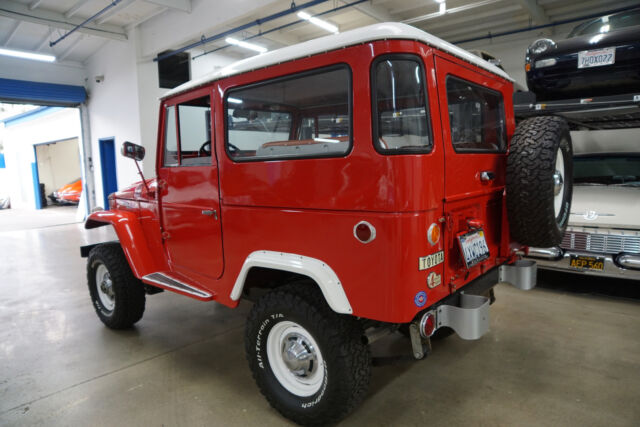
left=372, top=56, right=432, bottom=154
left=574, top=155, right=640, bottom=186
left=225, top=65, right=351, bottom=161
left=446, top=76, right=506, bottom=153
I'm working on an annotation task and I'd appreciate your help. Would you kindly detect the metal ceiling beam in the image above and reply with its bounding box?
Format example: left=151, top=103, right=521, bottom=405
left=146, top=0, right=191, bottom=13
left=438, top=14, right=529, bottom=40
left=2, top=20, right=21, bottom=46
left=339, top=0, right=393, bottom=22
left=58, top=35, right=83, bottom=60
left=421, top=4, right=521, bottom=31
left=515, top=0, right=549, bottom=24
left=29, top=0, right=44, bottom=10
left=96, top=0, right=137, bottom=25
left=35, top=27, right=53, bottom=51
left=0, top=1, right=127, bottom=42
left=65, top=0, right=93, bottom=19
left=403, top=0, right=503, bottom=25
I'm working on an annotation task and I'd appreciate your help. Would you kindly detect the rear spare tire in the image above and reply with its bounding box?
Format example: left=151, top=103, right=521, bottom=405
left=506, top=116, right=572, bottom=247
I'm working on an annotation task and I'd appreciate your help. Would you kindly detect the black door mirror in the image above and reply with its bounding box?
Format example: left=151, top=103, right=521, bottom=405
left=121, top=141, right=145, bottom=161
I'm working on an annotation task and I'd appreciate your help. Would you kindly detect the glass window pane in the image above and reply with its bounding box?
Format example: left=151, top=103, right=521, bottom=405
left=163, top=105, right=178, bottom=167
left=374, top=58, right=431, bottom=153
left=178, top=97, right=211, bottom=166
left=446, top=77, right=506, bottom=153
left=226, top=66, right=351, bottom=161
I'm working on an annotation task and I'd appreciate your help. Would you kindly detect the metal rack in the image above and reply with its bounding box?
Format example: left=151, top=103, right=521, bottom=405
left=514, top=92, right=640, bottom=130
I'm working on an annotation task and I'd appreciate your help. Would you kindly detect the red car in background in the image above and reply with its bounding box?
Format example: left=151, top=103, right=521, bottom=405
left=49, top=178, right=82, bottom=204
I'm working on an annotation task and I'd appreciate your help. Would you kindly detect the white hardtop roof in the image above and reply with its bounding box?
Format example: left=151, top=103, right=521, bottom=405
left=162, top=22, right=512, bottom=100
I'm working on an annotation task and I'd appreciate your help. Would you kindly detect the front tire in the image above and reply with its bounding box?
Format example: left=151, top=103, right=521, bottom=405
left=87, top=243, right=146, bottom=329
left=245, top=283, right=371, bottom=426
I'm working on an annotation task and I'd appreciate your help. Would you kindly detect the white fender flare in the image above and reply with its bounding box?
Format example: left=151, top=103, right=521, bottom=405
left=230, top=250, right=353, bottom=314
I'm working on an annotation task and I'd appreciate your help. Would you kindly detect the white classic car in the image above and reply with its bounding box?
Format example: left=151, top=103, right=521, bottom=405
left=528, top=130, right=640, bottom=280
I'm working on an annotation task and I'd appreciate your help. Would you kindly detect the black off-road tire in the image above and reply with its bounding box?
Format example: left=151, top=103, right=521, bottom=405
left=245, top=282, right=371, bottom=426
left=87, top=243, right=146, bottom=329
left=506, top=116, right=572, bottom=247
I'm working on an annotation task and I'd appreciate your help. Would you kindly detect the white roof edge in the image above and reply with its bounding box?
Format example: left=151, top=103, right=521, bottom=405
left=161, top=22, right=513, bottom=100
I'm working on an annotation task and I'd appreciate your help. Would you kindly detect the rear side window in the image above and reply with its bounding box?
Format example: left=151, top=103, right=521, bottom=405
left=372, top=55, right=432, bottom=154
left=225, top=65, right=351, bottom=161
left=446, top=76, right=506, bottom=153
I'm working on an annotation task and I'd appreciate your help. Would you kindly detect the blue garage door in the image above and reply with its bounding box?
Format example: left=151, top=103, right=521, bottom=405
left=0, top=78, right=86, bottom=106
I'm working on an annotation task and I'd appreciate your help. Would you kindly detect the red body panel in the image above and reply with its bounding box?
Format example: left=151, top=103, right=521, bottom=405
left=97, top=39, right=517, bottom=323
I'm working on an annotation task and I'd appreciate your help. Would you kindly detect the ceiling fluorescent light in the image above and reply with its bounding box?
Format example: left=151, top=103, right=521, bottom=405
left=297, top=11, right=339, bottom=34
left=0, top=47, right=55, bottom=63
left=225, top=37, right=267, bottom=54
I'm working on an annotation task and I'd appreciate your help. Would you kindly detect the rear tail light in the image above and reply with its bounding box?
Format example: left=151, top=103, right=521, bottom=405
left=354, top=221, right=376, bottom=244
left=420, top=311, right=436, bottom=338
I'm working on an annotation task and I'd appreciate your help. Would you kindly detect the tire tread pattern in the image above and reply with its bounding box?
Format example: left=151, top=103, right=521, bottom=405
left=87, top=243, right=146, bottom=329
left=245, top=282, right=371, bottom=426
left=506, top=116, right=572, bottom=247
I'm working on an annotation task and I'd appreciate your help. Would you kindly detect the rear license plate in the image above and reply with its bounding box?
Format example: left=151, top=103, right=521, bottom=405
left=458, top=229, right=490, bottom=268
left=578, top=47, right=615, bottom=69
left=569, top=255, right=605, bottom=271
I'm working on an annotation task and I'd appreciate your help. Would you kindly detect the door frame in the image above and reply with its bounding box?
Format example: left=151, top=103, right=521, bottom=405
left=98, top=137, right=118, bottom=209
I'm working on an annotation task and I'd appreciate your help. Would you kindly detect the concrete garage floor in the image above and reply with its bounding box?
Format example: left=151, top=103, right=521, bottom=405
left=0, top=223, right=639, bottom=427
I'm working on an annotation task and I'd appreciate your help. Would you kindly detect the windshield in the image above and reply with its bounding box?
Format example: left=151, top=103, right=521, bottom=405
left=569, top=8, right=640, bottom=37
left=574, top=155, right=640, bottom=187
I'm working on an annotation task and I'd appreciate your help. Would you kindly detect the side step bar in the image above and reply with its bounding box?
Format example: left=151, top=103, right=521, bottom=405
left=142, top=272, right=212, bottom=299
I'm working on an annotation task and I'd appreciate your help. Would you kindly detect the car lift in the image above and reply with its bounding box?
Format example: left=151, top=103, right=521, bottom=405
left=514, top=92, right=640, bottom=130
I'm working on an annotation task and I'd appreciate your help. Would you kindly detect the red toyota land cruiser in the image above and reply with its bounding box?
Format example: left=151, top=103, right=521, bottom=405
left=81, top=23, right=573, bottom=425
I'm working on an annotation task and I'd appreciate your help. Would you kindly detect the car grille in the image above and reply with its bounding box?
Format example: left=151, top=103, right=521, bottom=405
left=561, top=231, right=640, bottom=254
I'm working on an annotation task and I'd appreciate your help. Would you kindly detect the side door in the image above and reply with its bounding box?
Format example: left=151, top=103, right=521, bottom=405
left=434, top=56, right=512, bottom=289
left=157, top=92, right=224, bottom=280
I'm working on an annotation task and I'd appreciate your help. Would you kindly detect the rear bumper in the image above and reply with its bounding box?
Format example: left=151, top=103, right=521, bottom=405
left=527, top=247, right=640, bottom=280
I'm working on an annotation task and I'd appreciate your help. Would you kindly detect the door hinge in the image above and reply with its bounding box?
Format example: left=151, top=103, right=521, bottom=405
left=162, top=231, right=171, bottom=240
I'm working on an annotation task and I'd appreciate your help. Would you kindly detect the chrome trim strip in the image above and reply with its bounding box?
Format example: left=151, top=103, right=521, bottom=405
left=142, top=272, right=211, bottom=298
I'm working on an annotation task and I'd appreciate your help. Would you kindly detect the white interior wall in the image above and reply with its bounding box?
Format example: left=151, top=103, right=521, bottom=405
left=35, top=138, right=81, bottom=196
left=2, top=108, right=81, bottom=209
left=84, top=38, right=143, bottom=208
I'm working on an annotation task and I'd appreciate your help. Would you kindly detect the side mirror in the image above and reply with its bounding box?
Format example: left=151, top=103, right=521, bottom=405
left=121, top=141, right=145, bottom=161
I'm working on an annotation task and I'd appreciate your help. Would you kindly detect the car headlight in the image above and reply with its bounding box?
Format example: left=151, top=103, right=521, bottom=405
left=527, top=38, right=556, bottom=55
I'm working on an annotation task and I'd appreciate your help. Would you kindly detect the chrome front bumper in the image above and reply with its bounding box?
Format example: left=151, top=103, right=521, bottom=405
left=527, top=247, right=640, bottom=280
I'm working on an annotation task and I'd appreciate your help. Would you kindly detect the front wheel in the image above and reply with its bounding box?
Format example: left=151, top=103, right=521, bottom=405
left=245, top=283, right=371, bottom=426
left=87, top=243, right=146, bottom=329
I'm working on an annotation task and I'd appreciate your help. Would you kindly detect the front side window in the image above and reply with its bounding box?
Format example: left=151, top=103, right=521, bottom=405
left=225, top=65, right=351, bottom=161
left=446, top=76, right=506, bottom=153
left=372, top=56, right=432, bottom=154
left=162, top=96, right=212, bottom=167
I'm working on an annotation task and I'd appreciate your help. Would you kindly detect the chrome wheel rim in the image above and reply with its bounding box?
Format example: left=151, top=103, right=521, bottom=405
left=553, top=145, right=565, bottom=219
left=96, top=264, right=115, bottom=311
left=266, top=320, right=325, bottom=397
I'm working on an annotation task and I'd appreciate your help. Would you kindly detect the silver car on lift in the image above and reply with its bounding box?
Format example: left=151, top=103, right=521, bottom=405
left=528, top=130, right=640, bottom=280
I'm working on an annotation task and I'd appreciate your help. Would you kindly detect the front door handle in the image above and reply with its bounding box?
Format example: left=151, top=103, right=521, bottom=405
left=202, top=209, right=218, bottom=220
left=480, top=171, right=495, bottom=182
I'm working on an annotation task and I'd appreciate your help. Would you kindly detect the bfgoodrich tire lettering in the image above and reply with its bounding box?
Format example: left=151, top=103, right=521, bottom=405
left=245, top=282, right=371, bottom=426
left=87, top=243, right=146, bottom=329
left=506, top=116, right=573, bottom=247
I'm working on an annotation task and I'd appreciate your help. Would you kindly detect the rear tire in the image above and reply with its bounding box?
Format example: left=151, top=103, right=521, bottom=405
left=245, top=282, right=371, bottom=426
left=87, top=243, right=146, bottom=329
left=506, top=116, right=572, bottom=247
